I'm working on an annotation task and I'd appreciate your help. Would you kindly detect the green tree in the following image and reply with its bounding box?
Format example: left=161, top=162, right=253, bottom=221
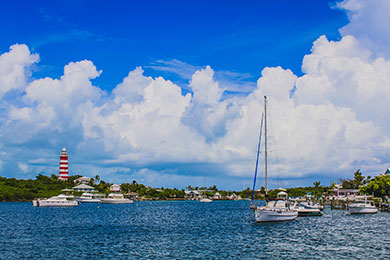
left=353, top=169, right=364, bottom=188
left=94, top=175, right=100, bottom=184
left=360, top=174, right=390, bottom=198
left=313, top=181, right=321, bottom=198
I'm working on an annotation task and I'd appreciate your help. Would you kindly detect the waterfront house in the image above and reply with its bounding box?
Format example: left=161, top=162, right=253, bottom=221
left=73, top=184, right=95, bottom=192
left=110, top=184, right=121, bottom=192
left=227, top=193, right=239, bottom=200
left=213, top=192, right=222, bottom=200
left=125, top=192, right=139, bottom=200
left=331, top=189, right=359, bottom=200
left=185, top=190, right=200, bottom=200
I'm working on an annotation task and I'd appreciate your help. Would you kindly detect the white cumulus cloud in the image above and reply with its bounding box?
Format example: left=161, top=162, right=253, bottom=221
left=0, top=1, right=390, bottom=188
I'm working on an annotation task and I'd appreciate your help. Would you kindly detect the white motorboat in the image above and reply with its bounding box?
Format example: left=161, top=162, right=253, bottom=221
left=300, top=201, right=324, bottom=210
left=76, top=192, right=104, bottom=203
left=292, top=201, right=323, bottom=216
left=100, top=193, right=133, bottom=204
left=348, top=200, right=378, bottom=214
left=251, top=96, right=298, bottom=223
left=32, top=194, right=78, bottom=207
left=199, top=198, right=212, bottom=203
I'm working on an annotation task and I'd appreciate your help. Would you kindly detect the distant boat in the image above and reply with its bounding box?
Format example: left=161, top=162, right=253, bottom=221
left=348, top=198, right=378, bottom=214
left=32, top=194, right=78, bottom=207
left=100, top=193, right=133, bottom=204
left=251, top=96, right=298, bottom=222
left=199, top=198, right=212, bottom=203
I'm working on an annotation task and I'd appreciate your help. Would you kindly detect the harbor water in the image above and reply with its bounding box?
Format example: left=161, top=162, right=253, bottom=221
left=1, top=200, right=390, bottom=259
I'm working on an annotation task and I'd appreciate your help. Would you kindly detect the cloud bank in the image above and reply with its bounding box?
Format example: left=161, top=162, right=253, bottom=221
left=0, top=0, right=389, bottom=189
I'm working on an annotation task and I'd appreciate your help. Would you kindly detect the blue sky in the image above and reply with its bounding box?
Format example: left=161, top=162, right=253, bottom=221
left=1, top=0, right=347, bottom=90
left=1, top=0, right=389, bottom=190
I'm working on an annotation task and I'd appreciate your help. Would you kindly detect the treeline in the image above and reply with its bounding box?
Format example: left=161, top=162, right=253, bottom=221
left=0, top=174, right=255, bottom=202
left=2, top=168, right=389, bottom=202
left=0, top=174, right=81, bottom=202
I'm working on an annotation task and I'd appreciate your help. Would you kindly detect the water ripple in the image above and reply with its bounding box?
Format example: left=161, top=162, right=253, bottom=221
left=0, top=201, right=389, bottom=259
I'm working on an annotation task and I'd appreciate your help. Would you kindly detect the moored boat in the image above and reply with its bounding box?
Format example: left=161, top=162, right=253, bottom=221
left=251, top=96, right=298, bottom=223
left=32, top=194, right=78, bottom=207
left=76, top=192, right=104, bottom=203
left=100, top=193, right=133, bottom=204
left=292, top=201, right=323, bottom=216
left=254, top=200, right=298, bottom=222
left=348, top=200, right=378, bottom=214
left=300, top=201, right=324, bottom=210
left=199, top=198, right=212, bottom=203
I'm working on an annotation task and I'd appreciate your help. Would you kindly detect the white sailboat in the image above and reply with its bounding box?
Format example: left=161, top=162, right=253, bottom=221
left=251, top=96, right=298, bottom=222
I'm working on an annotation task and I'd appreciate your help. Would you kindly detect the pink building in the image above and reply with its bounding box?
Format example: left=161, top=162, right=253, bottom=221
left=332, top=189, right=359, bottom=197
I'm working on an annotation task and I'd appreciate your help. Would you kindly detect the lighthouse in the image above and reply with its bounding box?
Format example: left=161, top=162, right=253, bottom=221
left=59, top=147, right=69, bottom=180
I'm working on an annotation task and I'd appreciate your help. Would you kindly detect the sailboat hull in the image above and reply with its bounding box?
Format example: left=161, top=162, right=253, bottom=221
left=254, top=209, right=298, bottom=222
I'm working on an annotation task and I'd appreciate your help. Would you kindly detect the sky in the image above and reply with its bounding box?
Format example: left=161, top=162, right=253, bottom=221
left=0, top=0, right=389, bottom=190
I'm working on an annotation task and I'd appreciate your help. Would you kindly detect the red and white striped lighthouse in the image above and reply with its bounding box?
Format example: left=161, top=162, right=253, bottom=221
left=59, top=147, right=69, bottom=180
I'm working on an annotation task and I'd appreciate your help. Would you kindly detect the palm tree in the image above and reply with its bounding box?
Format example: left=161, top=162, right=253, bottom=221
left=313, top=181, right=321, bottom=199
left=94, top=174, right=100, bottom=184
left=353, top=169, right=364, bottom=188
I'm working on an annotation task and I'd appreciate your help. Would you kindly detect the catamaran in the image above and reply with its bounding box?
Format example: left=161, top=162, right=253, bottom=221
left=251, top=96, right=298, bottom=222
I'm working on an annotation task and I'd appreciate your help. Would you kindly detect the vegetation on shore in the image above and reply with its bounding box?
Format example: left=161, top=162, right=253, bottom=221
left=0, top=174, right=250, bottom=202
left=1, top=168, right=390, bottom=202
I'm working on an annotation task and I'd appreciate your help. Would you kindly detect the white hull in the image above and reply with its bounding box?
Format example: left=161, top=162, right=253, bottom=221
left=33, top=199, right=78, bottom=207
left=254, top=208, right=298, bottom=222
left=77, top=198, right=101, bottom=203
left=349, top=205, right=378, bottom=214
left=100, top=198, right=133, bottom=204
left=199, top=198, right=212, bottom=203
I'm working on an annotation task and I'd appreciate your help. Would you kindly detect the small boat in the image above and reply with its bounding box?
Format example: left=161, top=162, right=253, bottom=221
left=251, top=96, right=298, bottom=223
left=32, top=194, right=78, bottom=207
left=300, top=201, right=324, bottom=210
left=100, top=193, right=133, bottom=204
left=199, top=198, right=212, bottom=203
left=76, top=192, right=104, bottom=203
left=348, top=199, right=378, bottom=214
left=292, top=201, right=323, bottom=216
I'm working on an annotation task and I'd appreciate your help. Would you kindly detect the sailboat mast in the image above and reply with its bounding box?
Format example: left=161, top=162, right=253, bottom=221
left=264, top=96, right=268, bottom=194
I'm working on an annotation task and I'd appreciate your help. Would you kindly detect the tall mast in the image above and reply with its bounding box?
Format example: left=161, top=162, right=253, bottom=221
left=264, top=96, right=268, bottom=194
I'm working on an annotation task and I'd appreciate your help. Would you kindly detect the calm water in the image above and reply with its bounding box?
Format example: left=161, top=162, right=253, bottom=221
left=1, top=200, right=390, bottom=259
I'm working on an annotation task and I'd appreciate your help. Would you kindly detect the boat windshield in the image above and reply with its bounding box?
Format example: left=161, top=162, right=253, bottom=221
left=266, top=201, right=276, bottom=208
left=274, top=200, right=286, bottom=208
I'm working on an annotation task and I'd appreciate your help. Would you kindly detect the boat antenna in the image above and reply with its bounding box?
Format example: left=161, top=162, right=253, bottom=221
left=251, top=112, right=264, bottom=205
left=264, top=96, right=268, bottom=195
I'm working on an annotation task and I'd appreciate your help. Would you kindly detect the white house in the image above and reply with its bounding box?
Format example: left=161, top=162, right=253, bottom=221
left=110, top=184, right=121, bottom=192
left=74, top=176, right=92, bottom=184
left=185, top=190, right=200, bottom=200
left=213, top=192, right=222, bottom=200
left=73, top=184, right=95, bottom=192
